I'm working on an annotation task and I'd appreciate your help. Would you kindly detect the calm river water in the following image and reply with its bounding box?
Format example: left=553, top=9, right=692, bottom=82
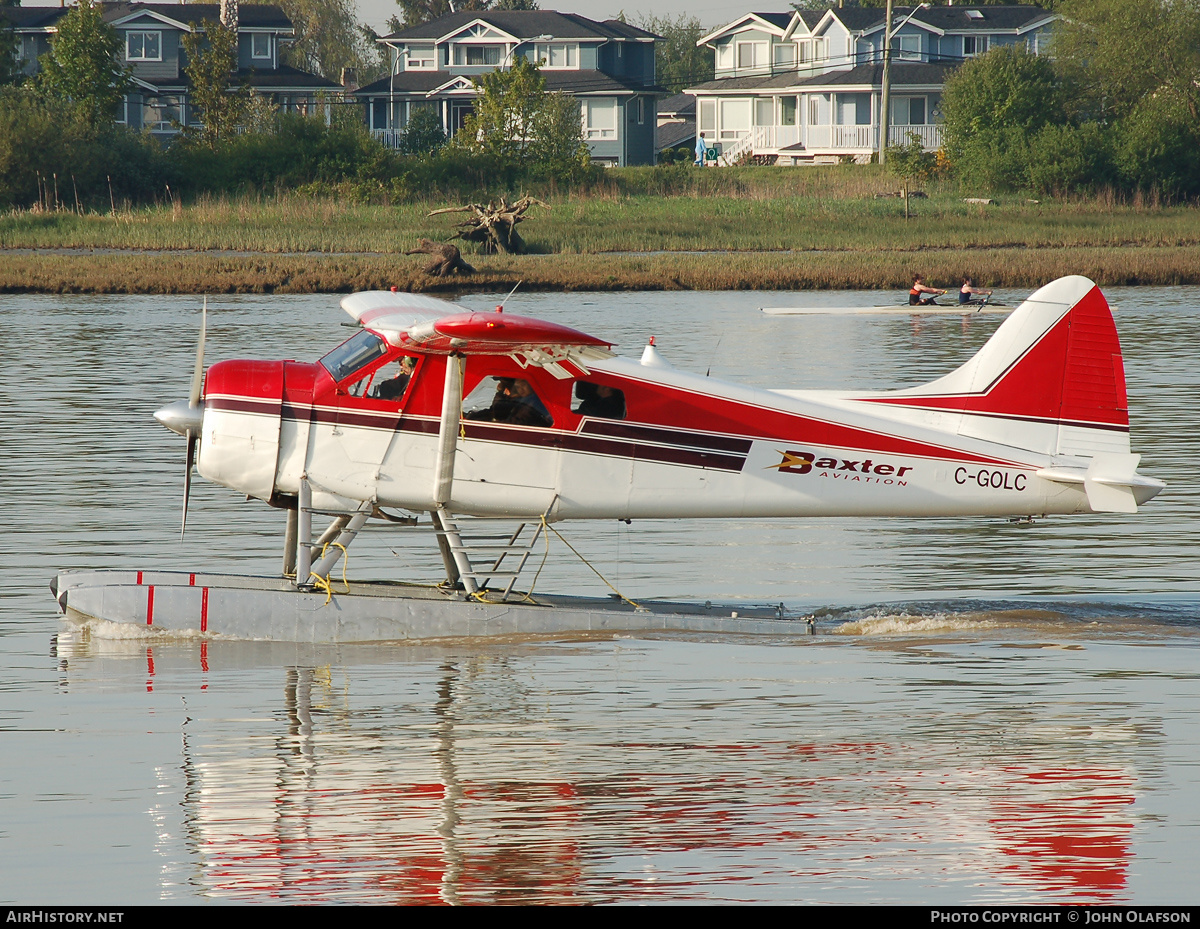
left=2, top=286, right=1198, bottom=905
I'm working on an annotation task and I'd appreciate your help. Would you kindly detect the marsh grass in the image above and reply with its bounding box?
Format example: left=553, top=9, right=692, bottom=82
left=5, top=245, right=1199, bottom=295
left=3, top=167, right=1199, bottom=292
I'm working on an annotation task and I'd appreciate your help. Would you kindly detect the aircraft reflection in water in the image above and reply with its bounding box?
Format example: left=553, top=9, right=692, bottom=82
left=126, top=655, right=1136, bottom=904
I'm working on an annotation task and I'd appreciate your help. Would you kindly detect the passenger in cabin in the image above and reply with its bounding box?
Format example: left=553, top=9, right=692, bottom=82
left=574, top=381, right=626, bottom=419
left=958, top=277, right=993, bottom=305
left=464, top=377, right=517, bottom=422
left=373, top=356, right=416, bottom=400
left=909, top=275, right=946, bottom=306
left=504, top=379, right=553, bottom=427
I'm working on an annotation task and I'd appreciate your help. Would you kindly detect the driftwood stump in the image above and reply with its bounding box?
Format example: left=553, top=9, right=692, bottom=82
left=404, top=239, right=476, bottom=277
left=428, top=195, right=546, bottom=255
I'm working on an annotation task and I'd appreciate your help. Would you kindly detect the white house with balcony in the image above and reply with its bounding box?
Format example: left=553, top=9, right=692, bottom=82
left=687, top=6, right=1055, bottom=165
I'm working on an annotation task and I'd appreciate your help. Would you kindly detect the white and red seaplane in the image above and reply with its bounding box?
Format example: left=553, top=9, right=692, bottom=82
left=53, top=275, right=1164, bottom=641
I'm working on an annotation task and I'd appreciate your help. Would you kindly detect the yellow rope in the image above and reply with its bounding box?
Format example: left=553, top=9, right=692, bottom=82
left=307, top=541, right=350, bottom=605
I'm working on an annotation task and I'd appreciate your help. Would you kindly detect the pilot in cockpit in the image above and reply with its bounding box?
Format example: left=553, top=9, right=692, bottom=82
left=373, top=356, right=416, bottom=400
left=574, top=381, right=626, bottom=419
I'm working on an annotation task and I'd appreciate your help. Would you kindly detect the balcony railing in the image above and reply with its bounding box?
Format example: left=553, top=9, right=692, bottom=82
left=712, top=122, right=942, bottom=158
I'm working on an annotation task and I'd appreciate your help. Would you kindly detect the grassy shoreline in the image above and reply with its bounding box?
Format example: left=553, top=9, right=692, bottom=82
left=4, top=175, right=1200, bottom=293
left=6, top=245, right=1200, bottom=295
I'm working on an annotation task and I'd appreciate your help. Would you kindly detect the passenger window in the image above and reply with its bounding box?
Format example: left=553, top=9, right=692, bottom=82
left=463, top=376, right=553, bottom=427
left=573, top=381, right=626, bottom=419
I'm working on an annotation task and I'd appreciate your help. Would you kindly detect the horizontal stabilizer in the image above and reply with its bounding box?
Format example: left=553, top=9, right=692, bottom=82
left=1037, top=453, right=1165, bottom=513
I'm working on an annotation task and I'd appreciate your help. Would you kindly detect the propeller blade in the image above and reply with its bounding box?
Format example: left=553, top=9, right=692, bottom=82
left=189, top=297, right=207, bottom=409
left=182, top=430, right=197, bottom=540
left=181, top=298, right=206, bottom=540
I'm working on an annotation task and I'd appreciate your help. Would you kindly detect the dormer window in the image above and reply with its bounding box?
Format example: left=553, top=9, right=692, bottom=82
left=773, top=43, right=796, bottom=68
left=534, top=43, right=576, bottom=68
left=407, top=45, right=435, bottom=69
left=736, top=40, right=766, bottom=70
left=251, top=34, right=271, bottom=60
left=127, top=31, right=162, bottom=62
left=963, top=35, right=988, bottom=57
left=894, top=34, right=920, bottom=60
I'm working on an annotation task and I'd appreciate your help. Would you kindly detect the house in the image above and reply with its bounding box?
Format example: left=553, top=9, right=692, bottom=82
left=354, top=11, right=662, bottom=167
left=3, top=1, right=338, bottom=136
left=687, top=6, right=1056, bottom=165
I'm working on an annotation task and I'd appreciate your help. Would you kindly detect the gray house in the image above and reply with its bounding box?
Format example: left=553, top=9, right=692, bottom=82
left=3, top=1, right=338, bottom=137
left=688, top=6, right=1056, bottom=164
left=354, top=11, right=662, bottom=167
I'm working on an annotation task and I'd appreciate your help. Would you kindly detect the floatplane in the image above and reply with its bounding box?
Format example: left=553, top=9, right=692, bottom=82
left=52, top=275, right=1164, bottom=642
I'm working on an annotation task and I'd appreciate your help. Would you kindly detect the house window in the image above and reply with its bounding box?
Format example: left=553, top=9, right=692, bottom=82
left=718, top=98, right=750, bottom=140
left=716, top=44, right=733, bottom=70
left=780, top=96, right=797, bottom=127
left=773, top=43, right=796, bottom=69
left=894, top=34, right=920, bottom=60
left=454, top=44, right=503, bottom=66
left=406, top=45, right=435, bottom=69
left=836, top=93, right=870, bottom=126
left=963, top=35, right=989, bottom=57
left=636, top=96, right=644, bottom=125
left=754, top=98, right=773, bottom=127
left=582, top=99, right=617, bottom=140
left=143, top=95, right=181, bottom=131
left=812, top=38, right=827, bottom=61
left=807, top=93, right=830, bottom=126
left=127, top=31, right=162, bottom=62
left=796, top=41, right=809, bottom=64
left=251, top=34, right=270, bottom=60
left=699, top=99, right=716, bottom=133
left=534, top=43, right=576, bottom=69
left=891, top=96, right=926, bottom=125
left=736, top=41, right=766, bottom=70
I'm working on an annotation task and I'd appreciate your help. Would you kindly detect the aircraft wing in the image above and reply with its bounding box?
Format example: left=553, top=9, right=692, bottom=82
left=340, top=291, right=613, bottom=374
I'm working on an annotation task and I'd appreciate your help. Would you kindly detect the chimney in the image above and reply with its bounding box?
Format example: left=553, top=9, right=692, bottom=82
left=220, top=0, right=239, bottom=30
left=340, top=68, right=358, bottom=91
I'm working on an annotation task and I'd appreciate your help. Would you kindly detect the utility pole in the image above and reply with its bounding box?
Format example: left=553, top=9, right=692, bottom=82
left=878, top=0, right=894, bottom=165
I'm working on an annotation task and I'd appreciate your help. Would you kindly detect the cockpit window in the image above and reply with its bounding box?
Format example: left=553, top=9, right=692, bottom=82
left=320, top=330, right=388, bottom=383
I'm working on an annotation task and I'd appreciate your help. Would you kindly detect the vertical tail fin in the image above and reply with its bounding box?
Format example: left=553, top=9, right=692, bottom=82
left=869, top=276, right=1129, bottom=457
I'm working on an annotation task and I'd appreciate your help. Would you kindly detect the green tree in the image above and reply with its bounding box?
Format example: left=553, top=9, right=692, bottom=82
left=393, top=0, right=496, bottom=29
left=36, top=0, right=131, bottom=129
left=399, top=104, right=446, bottom=154
left=1054, top=0, right=1200, bottom=123
left=529, top=90, right=589, bottom=178
left=631, top=13, right=712, bottom=92
left=939, top=45, right=1065, bottom=190
left=245, top=0, right=380, bottom=81
left=457, top=54, right=546, bottom=161
left=182, top=20, right=245, bottom=147
left=1, top=0, right=21, bottom=87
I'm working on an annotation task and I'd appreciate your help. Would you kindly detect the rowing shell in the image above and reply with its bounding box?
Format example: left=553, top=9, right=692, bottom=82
left=760, top=302, right=1011, bottom=317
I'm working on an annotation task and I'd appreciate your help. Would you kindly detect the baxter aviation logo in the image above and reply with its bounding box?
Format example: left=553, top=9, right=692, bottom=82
left=769, top=449, right=914, bottom=480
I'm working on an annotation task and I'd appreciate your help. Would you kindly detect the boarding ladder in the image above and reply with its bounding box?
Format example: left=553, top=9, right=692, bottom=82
left=432, top=508, right=546, bottom=599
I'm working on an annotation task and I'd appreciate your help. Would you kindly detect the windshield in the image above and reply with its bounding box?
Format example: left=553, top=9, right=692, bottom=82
left=319, top=330, right=388, bottom=383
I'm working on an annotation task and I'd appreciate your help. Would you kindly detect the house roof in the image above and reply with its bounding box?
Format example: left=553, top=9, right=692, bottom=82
left=685, top=61, right=956, bottom=94
left=354, top=68, right=662, bottom=99
left=796, top=61, right=956, bottom=89
left=657, top=117, right=696, bottom=152
left=383, top=11, right=658, bottom=44
left=658, top=93, right=695, bottom=118
left=1, top=3, right=294, bottom=31
left=130, top=64, right=340, bottom=94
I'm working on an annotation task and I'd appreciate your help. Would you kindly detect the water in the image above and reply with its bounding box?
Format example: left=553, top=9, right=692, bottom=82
left=2, top=287, right=1198, bottom=904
